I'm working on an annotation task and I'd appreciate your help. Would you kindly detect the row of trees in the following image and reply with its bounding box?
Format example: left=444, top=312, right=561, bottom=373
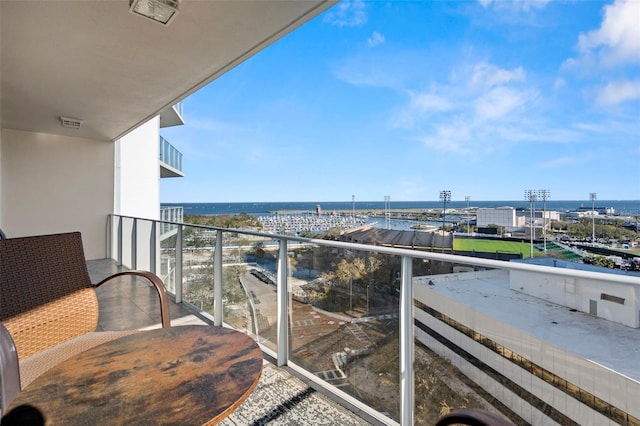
left=550, top=218, right=638, bottom=241
left=184, top=213, right=261, bottom=229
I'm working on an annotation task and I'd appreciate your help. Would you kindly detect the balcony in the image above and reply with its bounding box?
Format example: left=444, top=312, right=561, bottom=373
left=107, top=214, right=640, bottom=425
left=159, top=101, right=185, bottom=128
left=159, top=205, right=183, bottom=239
left=159, top=136, right=184, bottom=178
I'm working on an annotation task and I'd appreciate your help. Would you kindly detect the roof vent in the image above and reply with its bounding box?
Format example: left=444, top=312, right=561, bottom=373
left=60, top=117, right=83, bottom=130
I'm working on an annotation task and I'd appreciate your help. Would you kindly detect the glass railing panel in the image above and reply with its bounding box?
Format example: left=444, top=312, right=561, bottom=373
left=159, top=206, right=183, bottom=236
left=215, top=232, right=277, bottom=350
left=118, top=216, right=135, bottom=269
left=287, top=244, right=401, bottom=422
left=159, top=136, right=183, bottom=172
left=159, top=228, right=178, bottom=295
left=173, top=101, right=184, bottom=118
left=132, top=218, right=154, bottom=272
left=411, top=257, right=506, bottom=422
left=237, top=235, right=278, bottom=352
left=180, top=225, right=215, bottom=312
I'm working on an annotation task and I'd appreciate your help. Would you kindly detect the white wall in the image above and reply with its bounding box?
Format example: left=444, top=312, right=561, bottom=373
left=0, top=129, right=113, bottom=259
left=115, top=117, right=160, bottom=220
left=0, top=127, right=3, bottom=227
left=477, top=207, right=516, bottom=227
left=113, top=118, right=161, bottom=271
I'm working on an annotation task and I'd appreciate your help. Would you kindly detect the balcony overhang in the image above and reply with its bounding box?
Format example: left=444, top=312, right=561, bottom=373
left=0, top=0, right=337, bottom=141
left=160, top=162, right=184, bottom=178
left=159, top=103, right=185, bottom=129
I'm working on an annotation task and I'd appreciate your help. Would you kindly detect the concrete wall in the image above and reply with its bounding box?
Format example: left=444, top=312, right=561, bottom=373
left=115, top=117, right=160, bottom=220
left=113, top=117, right=161, bottom=271
left=0, top=129, right=113, bottom=259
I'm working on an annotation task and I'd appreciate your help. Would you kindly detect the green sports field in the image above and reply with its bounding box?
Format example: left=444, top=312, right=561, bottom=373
left=453, top=239, right=533, bottom=258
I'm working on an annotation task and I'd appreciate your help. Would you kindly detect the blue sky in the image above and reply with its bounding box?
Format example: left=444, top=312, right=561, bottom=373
left=161, top=0, right=639, bottom=203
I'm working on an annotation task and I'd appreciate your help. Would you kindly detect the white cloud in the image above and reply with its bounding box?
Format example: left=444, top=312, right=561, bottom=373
left=594, top=79, right=640, bottom=105
left=367, top=31, right=385, bottom=48
left=474, top=86, right=538, bottom=121
left=323, top=0, right=367, bottom=27
left=390, top=60, right=578, bottom=156
left=538, top=155, right=582, bottom=169
left=577, top=0, right=640, bottom=67
left=409, top=92, right=454, bottom=112
left=478, top=0, right=551, bottom=12
left=470, top=63, right=526, bottom=89
left=418, top=121, right=475, bottom=155
left=553, top=77, right=566, bottom=91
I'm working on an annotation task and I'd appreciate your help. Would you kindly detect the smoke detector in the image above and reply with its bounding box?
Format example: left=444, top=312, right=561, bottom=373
left=59, top=117, right=83, bottom=130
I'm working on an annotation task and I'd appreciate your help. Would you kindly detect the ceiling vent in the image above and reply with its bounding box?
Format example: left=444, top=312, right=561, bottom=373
left=129, top=0, right=179, bottom=25
left=59, top=117, right=83, bottom=130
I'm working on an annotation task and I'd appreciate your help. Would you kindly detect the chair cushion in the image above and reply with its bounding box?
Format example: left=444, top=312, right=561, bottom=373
left=19, top=330, right=138, bottom=388
left=4, top=289, right=100, bottom=359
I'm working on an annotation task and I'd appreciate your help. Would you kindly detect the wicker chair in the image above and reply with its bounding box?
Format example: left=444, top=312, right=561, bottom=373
left=0, top=232, right=170, bottom=396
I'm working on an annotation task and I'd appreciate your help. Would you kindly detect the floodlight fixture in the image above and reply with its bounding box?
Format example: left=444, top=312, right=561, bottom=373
left=590, top=192, right=597, bottom=243
left=525, top=190, right=537, bottom=258
left=439, top=190, right=451, bottom=252
left=130, top=0, right=179, bottom=25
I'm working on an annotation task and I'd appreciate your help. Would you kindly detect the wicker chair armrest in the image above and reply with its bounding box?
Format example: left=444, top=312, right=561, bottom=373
left=95, top=271, right=171, bottom=328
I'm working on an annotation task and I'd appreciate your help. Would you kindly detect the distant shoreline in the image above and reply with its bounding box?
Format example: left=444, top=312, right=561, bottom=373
left=166, top=200, right=640, bottom=217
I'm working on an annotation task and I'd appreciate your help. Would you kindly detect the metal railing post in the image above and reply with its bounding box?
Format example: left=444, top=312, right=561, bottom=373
left=175, top=225, right=183, bottom=303
left=277, top=239, right=289, bottom=367
left=400, top=255, right=414, bottom=426
left=131, top=218, right=137, bottom=270
left=213, top=230, right=223, bottom=326
left=117, top=216, right=123, bottom=266
left=150, top=221, right=157, bottom=275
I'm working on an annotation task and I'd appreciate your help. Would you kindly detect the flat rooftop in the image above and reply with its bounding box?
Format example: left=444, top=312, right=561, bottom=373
left=414, top=270, right=640, bottom=383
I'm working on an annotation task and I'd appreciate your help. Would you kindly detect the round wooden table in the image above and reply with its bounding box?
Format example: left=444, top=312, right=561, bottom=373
left=4, top=325, right=263, bottom=425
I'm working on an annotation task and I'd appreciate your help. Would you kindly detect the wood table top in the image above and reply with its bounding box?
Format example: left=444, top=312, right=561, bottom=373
left=5, top=325, right=263, bottom=425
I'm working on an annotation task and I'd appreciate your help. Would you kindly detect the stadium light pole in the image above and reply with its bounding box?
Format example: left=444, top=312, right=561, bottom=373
left=590, top=192, right=597, bottom=243
left=538, top=190, right=550, bottom=253
left=525, top=190, right=537, bottom=258
left=465, top=196, right=471, bottom=234
left=384, top=195, right=391, bottom=229
left=440, top=190, right=451, bottom=252
left=352, top=194, right=355, bottom=226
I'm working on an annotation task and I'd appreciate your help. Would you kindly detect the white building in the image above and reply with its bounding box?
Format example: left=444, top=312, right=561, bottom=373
left=414, top=263, right=640, bottom=425
left=476, top=207, right=527, bottom=233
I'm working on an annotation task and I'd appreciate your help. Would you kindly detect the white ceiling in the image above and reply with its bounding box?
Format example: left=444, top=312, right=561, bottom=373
left=0, top=0, right=336, bottom=141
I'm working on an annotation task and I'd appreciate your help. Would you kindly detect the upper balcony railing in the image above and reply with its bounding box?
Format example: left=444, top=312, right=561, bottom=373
left=159, top=206, right=183, bottom=237
left=159, top=136, right=183, bottom=178
left=108, top=214, right=640, bottom=426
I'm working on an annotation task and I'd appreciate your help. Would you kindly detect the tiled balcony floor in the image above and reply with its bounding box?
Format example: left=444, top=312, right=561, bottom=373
left=89, top=260, right=381, bottom=426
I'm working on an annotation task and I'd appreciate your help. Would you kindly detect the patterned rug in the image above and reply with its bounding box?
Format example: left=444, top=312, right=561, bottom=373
left=220, top=362, right=372, bottom=426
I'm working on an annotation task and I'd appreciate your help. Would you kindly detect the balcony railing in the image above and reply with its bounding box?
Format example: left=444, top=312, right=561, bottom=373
left=159, top=136, right=183, bottom=177
left=159, top=206, right=183, bottom=237
left=108, top=214, right=640, bottom=426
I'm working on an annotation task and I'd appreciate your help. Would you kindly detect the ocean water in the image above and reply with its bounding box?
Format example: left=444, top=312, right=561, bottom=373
left=162, top=200, right=640, bottom=216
